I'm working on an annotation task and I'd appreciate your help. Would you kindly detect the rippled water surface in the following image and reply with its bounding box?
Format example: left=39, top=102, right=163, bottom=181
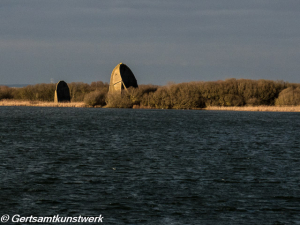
left=0, top=107, right=300, bottom=224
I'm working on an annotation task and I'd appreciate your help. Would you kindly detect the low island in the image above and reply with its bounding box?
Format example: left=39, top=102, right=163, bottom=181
left=1, top=78, right=300, bottom=112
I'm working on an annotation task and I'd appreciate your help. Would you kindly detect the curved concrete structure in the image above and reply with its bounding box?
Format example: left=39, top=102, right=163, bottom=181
left=109, top=63, right=138, bottom=93
left=54, top=80, right=71, bottom=102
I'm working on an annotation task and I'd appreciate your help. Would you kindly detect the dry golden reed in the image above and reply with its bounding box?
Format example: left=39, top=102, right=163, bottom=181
left=2, top=99, right=300, bottom=112
left=0, top=99, right=86, bottom=108
left=206, top=106, right=300, bottom=112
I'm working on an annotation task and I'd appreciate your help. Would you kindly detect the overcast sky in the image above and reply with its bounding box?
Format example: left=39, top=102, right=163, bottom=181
left=1, top=0, right=300, bottom=85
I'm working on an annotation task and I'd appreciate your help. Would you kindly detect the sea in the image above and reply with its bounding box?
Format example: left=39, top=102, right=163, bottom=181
left=0, top=107, right=299, bottom=225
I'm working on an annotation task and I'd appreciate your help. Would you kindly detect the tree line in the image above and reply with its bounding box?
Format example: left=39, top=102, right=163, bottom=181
left=1, top=79, right=300, bottom=108
left=0, top=81, right=109, bottom=102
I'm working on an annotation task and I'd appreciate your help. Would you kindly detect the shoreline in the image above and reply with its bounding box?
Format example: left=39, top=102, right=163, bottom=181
left=0, top=99, right=86, bottom=108
left=1, top=100, right=300, bottom=112
left=205, top=106, right=300, bottom=112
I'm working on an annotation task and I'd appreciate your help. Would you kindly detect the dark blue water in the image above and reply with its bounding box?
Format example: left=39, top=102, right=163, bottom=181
left=0, top=107, right=300, bottom=225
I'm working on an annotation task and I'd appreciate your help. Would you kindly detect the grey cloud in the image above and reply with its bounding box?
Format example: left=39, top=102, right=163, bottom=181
left=1, top=0, right=300, bottom=85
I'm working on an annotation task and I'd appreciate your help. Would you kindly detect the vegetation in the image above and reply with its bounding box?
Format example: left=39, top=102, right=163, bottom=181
left=0, top=82, right=109, bottom=103
left=106, top=79, right=300, bottom=108
left=84, top=90, right=107, bottom=107
left=0, top=99, right=84, bottom=107
left=8, top=83, right=56, bottom=101
left=1, top=79, right=300, bottom=108
left=106, top=85, right=158, bottom=108
left=275, top=87, right=300, bottom=106
left=0, top=86, right=13, bottom=100
left=69, top=81, right=108, bottom=102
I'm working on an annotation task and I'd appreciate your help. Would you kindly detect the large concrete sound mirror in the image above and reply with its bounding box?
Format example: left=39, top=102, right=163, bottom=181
left=54, top=80, right=71, bottom=102
left=109, top=63, right=138, bottom=93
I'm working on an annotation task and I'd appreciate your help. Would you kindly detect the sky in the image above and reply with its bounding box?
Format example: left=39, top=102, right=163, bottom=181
left=1, top=0, right=300, bottom=86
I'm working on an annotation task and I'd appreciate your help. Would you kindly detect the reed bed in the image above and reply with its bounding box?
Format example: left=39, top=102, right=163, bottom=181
left=206, top=106, right=300, bottom=112
left=1, top=99, right=300, bottom=112
left=0, top=99, right=86, bottom=108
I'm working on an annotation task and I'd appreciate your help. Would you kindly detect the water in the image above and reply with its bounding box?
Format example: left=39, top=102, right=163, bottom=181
left=0, top=107, right=300, bottom=225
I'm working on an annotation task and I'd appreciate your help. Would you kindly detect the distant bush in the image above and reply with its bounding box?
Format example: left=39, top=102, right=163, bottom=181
left=275, top=87, right=300, bottom=106
left=90, top=81, right=109, bottom=92
left=84, top=90, right=107, bottom=107
left=222, top=94, right=244, bottom=106
left=3, top=79, right=300, bottom=109
left=146, top=83, right=205, bottom=109
left=199, top=79, right=286, bottom=106
left=12, top=84, right=56, bottom=101
left=0, top=86, right=13, bottom=100
left=137, top=85, right=158, bottom=107
left=167, top=83, right=204, bottom=109
left=106, top=91, right=133, bottom=108
left=106, top=85, right=159, bottom=108
left=245, top=98, right=261, bottom=106
left=105, top=79, right=288, bottom=109
left=7, top=81, right=109, bottom=103
left=69, top=82, right=109, bottom=102
left=68, top=82, right=92, bottom=102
